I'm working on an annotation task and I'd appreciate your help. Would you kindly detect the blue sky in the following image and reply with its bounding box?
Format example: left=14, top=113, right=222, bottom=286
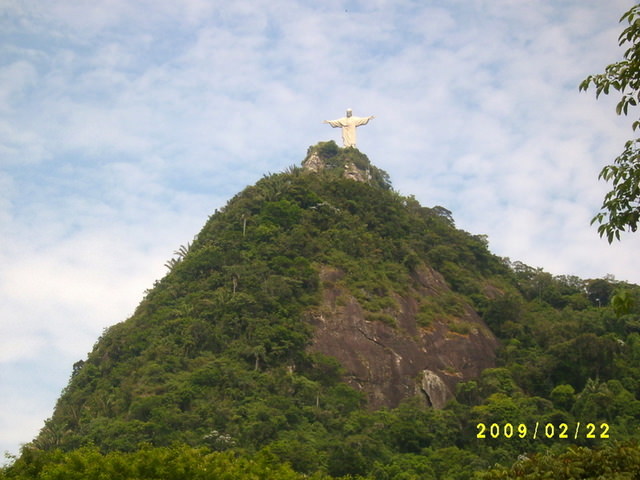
left=1, top=0, right=639, bottom=458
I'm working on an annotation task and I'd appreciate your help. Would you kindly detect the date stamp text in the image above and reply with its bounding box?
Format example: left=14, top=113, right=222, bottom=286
left=476, top=422, right=609, bottom=440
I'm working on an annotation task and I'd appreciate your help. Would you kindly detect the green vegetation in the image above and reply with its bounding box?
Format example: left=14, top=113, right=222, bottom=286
left=3, top=143, right=640, bottom=479
left=479, top=442, right=640, bottom=479
left=580, top=3, right=640, bottom=242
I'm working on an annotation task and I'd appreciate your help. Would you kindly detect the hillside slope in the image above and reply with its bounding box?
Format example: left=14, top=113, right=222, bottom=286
left=23, top=143, right=640, bottom=478
left=36, top=143, right=505, bottom=451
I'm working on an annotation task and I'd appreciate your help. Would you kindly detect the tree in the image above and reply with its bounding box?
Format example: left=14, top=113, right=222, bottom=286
left=611, top=289, right=636, bottom=317
left=479, top=442, right=640, bottom=480
left=580, top=4, right=640, bottom=242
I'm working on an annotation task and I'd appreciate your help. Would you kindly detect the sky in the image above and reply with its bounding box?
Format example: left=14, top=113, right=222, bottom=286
left=1, top=0, right=639, bottom=459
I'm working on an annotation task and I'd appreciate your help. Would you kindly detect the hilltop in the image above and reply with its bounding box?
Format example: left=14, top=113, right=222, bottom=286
left=37, top=142, right=504, bottom=448
left=6, top=142, right=640, bottom=479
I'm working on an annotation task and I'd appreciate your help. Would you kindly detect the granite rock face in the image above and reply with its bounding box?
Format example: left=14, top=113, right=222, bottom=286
left=302, top=151, right=325, bottom=173
left=308, top=266, right=498, bottom=409
left=303, top=145, right=371, bottom=183
left=342, top=161, right=371, bottom=182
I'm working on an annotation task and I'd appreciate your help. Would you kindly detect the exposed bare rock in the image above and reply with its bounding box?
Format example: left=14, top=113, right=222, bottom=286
left=343, top=162, right=370, bottom=182
left=308, top=265, right=498, bottom=409
left=302, top=151, right=325, bottom=173
left=420, top=369, right=451, bottom=409
left=302, top=144, right=372, bottom=183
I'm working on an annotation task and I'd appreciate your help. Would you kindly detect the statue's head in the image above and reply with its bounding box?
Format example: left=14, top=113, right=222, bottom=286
left=346, top=108, right=352, bottom=117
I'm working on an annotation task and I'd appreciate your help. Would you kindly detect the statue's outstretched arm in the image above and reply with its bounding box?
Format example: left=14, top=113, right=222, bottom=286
left=324, top=119, right=344, bottom=128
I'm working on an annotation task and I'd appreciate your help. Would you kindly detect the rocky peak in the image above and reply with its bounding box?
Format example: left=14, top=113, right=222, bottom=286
left=35, top=144, right=505, bottom=452
left=302, top=150, right=325, bottom=173
left=302, top=141, right=385, bottom=187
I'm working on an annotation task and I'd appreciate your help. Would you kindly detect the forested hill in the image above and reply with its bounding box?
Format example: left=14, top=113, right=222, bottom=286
left=5, top=142, right=640, bottom=479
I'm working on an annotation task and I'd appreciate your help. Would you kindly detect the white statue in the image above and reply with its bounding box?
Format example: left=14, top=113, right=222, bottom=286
left=323, top=108, right=375, bottom=148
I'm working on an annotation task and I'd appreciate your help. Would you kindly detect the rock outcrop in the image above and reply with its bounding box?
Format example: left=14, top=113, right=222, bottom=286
left=302, top=150, right=325, bottom=173
left=308, top=266, right=498, bottom=409
left=343, top=162, right=370, bottom=182
left=302, top=143, right=372, bottom=183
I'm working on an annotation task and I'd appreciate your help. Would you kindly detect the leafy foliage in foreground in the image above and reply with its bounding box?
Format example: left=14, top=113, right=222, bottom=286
left=580, top=4, right=640, bottom=242
left=4, top=442, right=640, bottom=480
left=5, top=144, right=640, bottom=479
left=479, top=442, right=640, bottom=479
left=0, top=444, right=331, bottom=480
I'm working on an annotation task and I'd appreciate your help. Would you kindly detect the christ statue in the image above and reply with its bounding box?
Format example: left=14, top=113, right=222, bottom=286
left=323, top=108, right=375, bottom=148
